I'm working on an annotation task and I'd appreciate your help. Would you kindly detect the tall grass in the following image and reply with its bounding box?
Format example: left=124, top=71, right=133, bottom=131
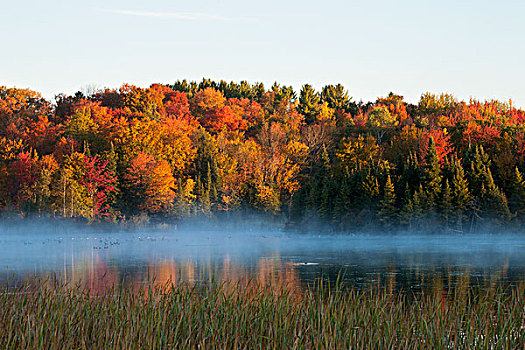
left=0, top=278, right=524, bottom=349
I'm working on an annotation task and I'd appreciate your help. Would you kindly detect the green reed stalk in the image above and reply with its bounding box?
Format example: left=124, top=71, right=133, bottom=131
left=0, top=279, right=524, bottom=349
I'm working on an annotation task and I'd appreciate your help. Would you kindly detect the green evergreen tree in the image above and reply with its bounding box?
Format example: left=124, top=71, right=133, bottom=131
left=174, top=178, right=193, bottom=218
left=194, top=128, right=220, bottom=213
left=332, top=170, right=352, bottom=224
left=316, top=145, right=332, bottom=220
left=170, top=79, right=198, bottom=97
left=194, top=128, right=219, bottom=183
left=272, top=83, right=296, bottom=109
left=201, top=184, right=212, bottom=216
left=509, top=168, right=525, bottom=222
left=305, top=144, right=330, bottom=218
left=399, top=152, right=420, bottom=202
left=378, top=175, right=397, bottom=228
left=360, top=171, right=379, bottom=203
left=440, top=156, right=454, bottom=184
left=422, top=137, right=441, bottom=210
left=358, top=168, right=379, bottom=225
left=298, top=84, right=320, bottom=124
left=451, top=158, right=471, bottom=228
left=398, top=183, right=413, bottom=227
left=321, top=84, right=351, bottom=111
left=411, top=186, right=425, bottom=226
left=401, top=185, right=424, bottom=229
left=318, top=179, right=332, bottom=220
left=306, top=178, right=320, bottom=213
left=195, top=175, right=211, bottom=216
left=466, top=145, right=491, bottom=195
left=290, top=185, right=308, bottom=223
left=440, top=179, right=453, bottom=226
left=252, top=82, right=266, bottom=102
left=480, top=167, right=510, bottom=222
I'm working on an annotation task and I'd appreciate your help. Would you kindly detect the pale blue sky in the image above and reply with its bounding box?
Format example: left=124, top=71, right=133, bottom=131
left=1, top=0, right=524, bottom=107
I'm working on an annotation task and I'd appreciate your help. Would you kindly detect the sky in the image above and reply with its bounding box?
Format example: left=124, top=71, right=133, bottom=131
left=1, top=0, right=524, bottom=107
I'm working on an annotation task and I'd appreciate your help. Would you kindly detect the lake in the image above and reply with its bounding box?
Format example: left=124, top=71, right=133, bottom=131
left=2, top=222, right=525, bottom=293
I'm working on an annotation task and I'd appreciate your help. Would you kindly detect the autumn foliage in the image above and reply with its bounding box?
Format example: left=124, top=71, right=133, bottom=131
left=1, top=81, right=525, bottom=230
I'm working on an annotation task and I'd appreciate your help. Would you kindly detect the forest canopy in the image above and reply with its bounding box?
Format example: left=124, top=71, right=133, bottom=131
left=1, top=80, right=524, bottom=231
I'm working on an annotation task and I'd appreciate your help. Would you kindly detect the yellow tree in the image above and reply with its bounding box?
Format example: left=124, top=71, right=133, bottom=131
left=53, top=152, right=88, bottom=217
left=35, top=154, right=59, bottom=213
left=366, top=105, right=399, bottom=144
left=123, top=152, right=176, bottom=215
left=146, top=159, right=176, bottom=213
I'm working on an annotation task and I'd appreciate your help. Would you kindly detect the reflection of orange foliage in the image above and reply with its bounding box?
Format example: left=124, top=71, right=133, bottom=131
left=256, top=258, right=302, bottom=295
left=146, top=260, right=179, bottom=291
left=88, top=256, right=119, bottom=295
left=127, top=257, right=303, bottom=299
left=59, top=253, right=120, bottom=296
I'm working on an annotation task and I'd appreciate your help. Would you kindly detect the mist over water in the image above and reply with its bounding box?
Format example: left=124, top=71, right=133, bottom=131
left=2, top=218, right=525, bottom=292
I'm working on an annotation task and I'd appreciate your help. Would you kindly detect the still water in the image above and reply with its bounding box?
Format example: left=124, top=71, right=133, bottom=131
left=2, top=223, right=525, bottom=293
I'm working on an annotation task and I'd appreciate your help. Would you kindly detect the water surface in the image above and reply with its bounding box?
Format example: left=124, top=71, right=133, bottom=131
left=2, top=224, right=525, bottom=293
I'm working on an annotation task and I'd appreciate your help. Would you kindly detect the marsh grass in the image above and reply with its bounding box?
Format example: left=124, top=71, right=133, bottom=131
left=1, top=276, right=524, bottom=349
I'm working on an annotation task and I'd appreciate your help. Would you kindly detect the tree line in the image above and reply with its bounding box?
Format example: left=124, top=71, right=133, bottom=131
left=1, top=80, right=525, bottom=231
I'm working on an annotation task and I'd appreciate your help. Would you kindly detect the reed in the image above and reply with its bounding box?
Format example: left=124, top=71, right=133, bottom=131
left=0, top=278, right=524, bottom=349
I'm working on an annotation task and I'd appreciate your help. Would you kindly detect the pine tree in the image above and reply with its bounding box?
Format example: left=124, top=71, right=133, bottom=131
left=360, top=170, right=379, bottom=204
left=440, top=179, right=453, bottom=227
left=303, top=145, right=331, bottom=221
left=359, top=168, right=379, bottom=225
left=462, top=144, right=496, bottom=227
left=398, top=183, right=413, bottom=227
left=306, top=178, right=320, bottom=213
left=347, top=166, right=361, bottom=209
left=399, top=152, right=420, bottom=202
left=194, top=176, right=210, bottom=216
left=195, top=128, right=220, bottom=189
left=332, top=171, right=351, bottom=224
left=401, top=185, right=424, bottom=229
left=201, top=185, right=211, bottom=216
left=290, top=185, right=308, bottom=223
left=451, top=158, right=471, bottom=228
left=174, top=178, right=195, bottom=218
left=509, top=168, right=525, bottom=223
left=466, top=145, right=491, bottom=195
left=378, top=175, right=397, bottom=228
left=321, top=84, right=351, bottom=111
left=318, top=179, right=332, bottom=220
left=298, top=84, right=320, bottom=124
left=411, top=186, right=425, bottom=226
left=422, top=136, right=441, bottom=210
left=441, top=156, right=453, bottom=181
left=480, top=167, right=510, bottom=222
left=316, top=145, right=332, bottom=220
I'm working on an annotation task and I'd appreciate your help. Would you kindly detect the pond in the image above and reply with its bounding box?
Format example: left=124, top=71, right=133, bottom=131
left=2, top=223, right=525, bottom=293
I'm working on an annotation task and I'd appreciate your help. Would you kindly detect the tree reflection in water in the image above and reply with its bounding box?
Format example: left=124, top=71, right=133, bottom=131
left=6, top=251, right=521, bottom=301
